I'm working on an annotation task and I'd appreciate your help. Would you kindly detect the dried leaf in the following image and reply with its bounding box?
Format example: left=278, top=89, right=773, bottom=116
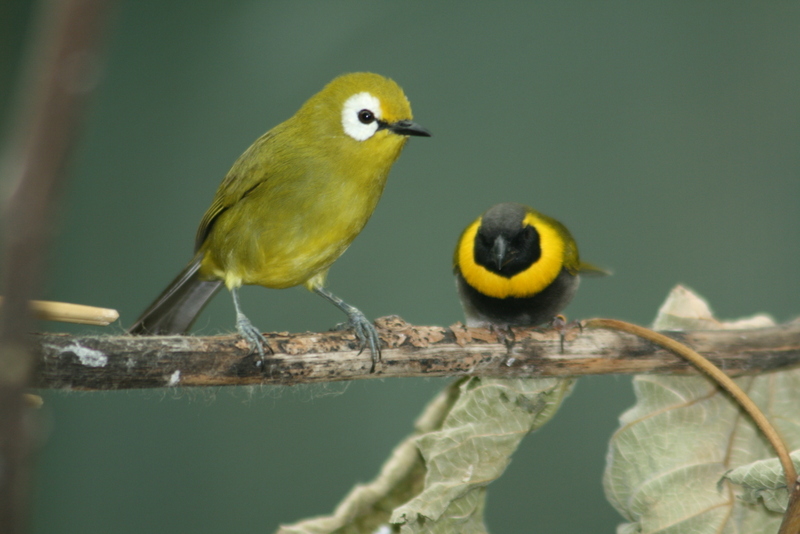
left=276, top=386, right=457, bottom=534
left=391, top=377, right=574, bottom=533
left=604, top=285, right=800, bottom=534
left=277, top=376, right=573, bottom=534
left=724, top=451, right=800, bottom=513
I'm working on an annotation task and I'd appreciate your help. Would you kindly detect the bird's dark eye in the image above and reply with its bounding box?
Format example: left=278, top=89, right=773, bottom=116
left=357, top=109, right=375, bottom=124
left=478, top=233, right=494, bottom=248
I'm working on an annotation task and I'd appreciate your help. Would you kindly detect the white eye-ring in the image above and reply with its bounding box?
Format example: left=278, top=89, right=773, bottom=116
left=341, top=92, right=382, bottom=141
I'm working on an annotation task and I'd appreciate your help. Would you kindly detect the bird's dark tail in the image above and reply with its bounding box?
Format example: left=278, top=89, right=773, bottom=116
left=129, top=254, right=222, bottom=335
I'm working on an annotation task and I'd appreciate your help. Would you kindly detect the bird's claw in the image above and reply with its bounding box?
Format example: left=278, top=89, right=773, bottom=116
left=551, top=314, right=582, bottom=353
left=346, top=309, right=381, bottom=373
left=488, top=324, right=516, bottom=351
left=236, top=313, right=269, bottom=367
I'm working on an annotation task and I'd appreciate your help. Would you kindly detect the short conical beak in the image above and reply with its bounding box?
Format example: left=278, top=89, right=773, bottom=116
left=491, top=236, right=508, bottom=271
left=388, top=119, right=432, bottom=137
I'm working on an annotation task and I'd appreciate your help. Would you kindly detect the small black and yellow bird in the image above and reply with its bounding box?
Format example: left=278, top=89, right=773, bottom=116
left=129, top=73, right=430, bottom=367
left=454, top=203, right=605, bottom=328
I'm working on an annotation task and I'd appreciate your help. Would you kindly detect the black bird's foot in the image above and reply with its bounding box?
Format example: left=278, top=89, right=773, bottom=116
left=488, top=324, right=516, bottom=352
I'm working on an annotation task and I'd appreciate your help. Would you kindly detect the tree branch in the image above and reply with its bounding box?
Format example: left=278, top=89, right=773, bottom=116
left=33, top=316, right=800, bottom=391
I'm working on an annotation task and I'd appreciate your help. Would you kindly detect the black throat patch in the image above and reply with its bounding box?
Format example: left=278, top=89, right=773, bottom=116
left=473, top=221, right=542, bottom=278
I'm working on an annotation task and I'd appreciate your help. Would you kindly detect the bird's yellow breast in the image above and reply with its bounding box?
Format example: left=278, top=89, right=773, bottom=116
left=456, top=212, right=567, bottom=299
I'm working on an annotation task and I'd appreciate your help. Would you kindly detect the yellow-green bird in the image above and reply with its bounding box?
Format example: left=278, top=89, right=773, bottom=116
left=454, top=203, right=605, bottom=328
left=130, top=73, right=430, bottom=367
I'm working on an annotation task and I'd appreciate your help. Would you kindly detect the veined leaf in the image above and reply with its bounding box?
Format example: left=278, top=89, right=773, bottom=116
left=604, top=285, right=800, bottom=534
left=724, top=451, right=800, bottom=513
left=278, top=376, right=573, bottom=534
left=392, top=377, right=574, bottom=533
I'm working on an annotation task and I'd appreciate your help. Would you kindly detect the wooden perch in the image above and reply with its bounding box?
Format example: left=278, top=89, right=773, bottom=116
left=33, top=315, right=800, bottom=391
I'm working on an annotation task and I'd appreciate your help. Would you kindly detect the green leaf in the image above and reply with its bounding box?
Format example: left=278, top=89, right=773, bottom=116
left=604, top=285, right=800, bottom=534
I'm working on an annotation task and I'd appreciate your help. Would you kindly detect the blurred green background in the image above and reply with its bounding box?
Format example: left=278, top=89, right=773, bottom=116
left=2, top=1, right=799, bottom=533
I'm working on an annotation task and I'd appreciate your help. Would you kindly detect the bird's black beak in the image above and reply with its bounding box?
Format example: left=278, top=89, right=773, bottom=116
left=387, top=119, right=432, bottom=137
left=491, top=236, right=508, bottom=271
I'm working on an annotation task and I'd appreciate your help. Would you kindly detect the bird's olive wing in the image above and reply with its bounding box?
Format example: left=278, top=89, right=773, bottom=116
left=194, top=131, right=276, bottom=251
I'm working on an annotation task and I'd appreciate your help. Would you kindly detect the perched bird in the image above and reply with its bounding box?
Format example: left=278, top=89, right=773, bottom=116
left=129, top=73, right=430, bottom=368
left=454, top=202, right=605, bottom=329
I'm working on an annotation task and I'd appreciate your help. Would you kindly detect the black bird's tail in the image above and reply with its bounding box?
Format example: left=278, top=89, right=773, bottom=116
left=129, top=254, right=222, bottom=335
